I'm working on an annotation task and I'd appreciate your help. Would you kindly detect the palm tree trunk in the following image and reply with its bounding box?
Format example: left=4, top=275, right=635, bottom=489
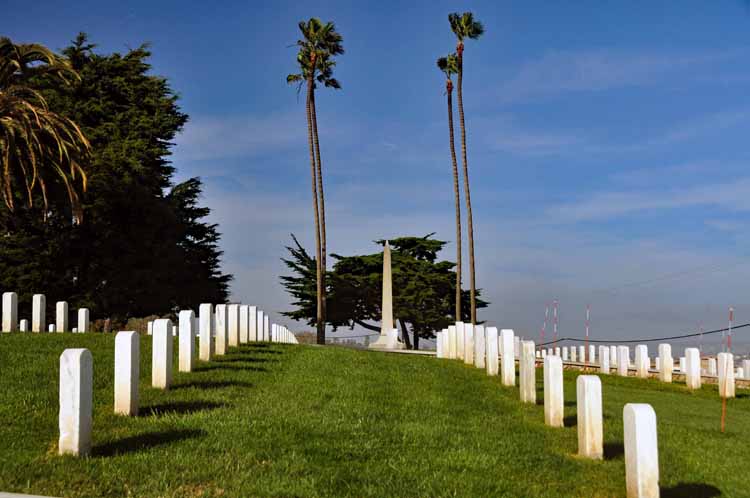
left=306, top=77, right=324, bottom=344
left=310, top=90, right=327, bottom=339
left=446, top=82, right=462, bottom=322
left=457, top=47, right=477, bottom=325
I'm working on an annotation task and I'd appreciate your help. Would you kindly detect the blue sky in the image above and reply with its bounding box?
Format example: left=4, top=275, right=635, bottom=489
left=7, top=0, right=750, bottom=348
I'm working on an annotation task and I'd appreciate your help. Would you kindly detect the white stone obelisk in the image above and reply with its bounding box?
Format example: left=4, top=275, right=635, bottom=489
left=544, top=355, right=564, bottom=427
left=59, top=348, right=93, bottom=456
left=179, top=310, right=196, bottom=372
left=114, top=331, right=139, bottom=416
left=370, top=241, right=403, bottom=349
left=624, top=403, right=659, bottom=498
left=2, top=292, right=17, bottom=332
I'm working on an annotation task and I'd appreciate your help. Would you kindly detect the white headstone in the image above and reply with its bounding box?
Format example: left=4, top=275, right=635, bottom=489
left=685, top=348, right=701, bottom=390
left=718, top=352, right=735, bottom=399
left=610, top=345, right=618, bottom=367
left=19, top=319, right=28, bottom=332
left=199, top=304, right=214, bottom=361
left=114, top=331, right=139, bottom=416
left=256, top=310, right=264, bottom=342
left=617, top=346, right=630, bottom=377
left=32, top=294, right=45, bottom=333
left=179, top=310, right=196, bottom=372
left=56, top=301, right=69, bottom=333
left=655, top=357, right=661, bottom=371
left=679, top=357, right=686, bottom=373
left=72, top=327, right=78, bottom=333
left=147, top=321, right=153, bottom=336
left=570, top=346, right=577, bottom=362
left=59, top=348, right=92, bottom=456
left=562, top=346, right=569, bottom=362
left=577, top=375, right=603, bottom=459
left=474, top=325, right=486, bottom=369
left=544, top=355, right=564, bottom=427
left=520, top=341, right=536, bottom=404
left=500, top=329, right=515, bottom=386
left=215, top=304, right=228, bottom=355
left=2, top=292, right=18, bottom=332
left=589, top=345, right=596, bottom=364
left=48, top=324, right=56, bottom=333
left=464, top=325, right=475, bottom=365
left=514, top=335, right=521, bottom=360
left=554, top=347, right=561, bottom=357
left=456, top=322, right=465, bottom=360
left=743, top=360, right=750, bottom=380
left=447, top=325, right=457, bottom=359
left=624, top=403, right=659, bottom=498
left=248, top=305, right=258, bottom=342
left=486, top=327, right=499, bottom=376
left=77, top=308, right=89, bottom=333
left=228, top=303, right=240, bottom=347
left=579, top=345, right=586, bottom=363
left=436, top=330, right=444, bottom=358
left=264, top=315, right=270, bottom=341
left=635, top=345, right=649, bottom=378
left=658, top=344, right=672, bottom=383
left=239, top=305, right=249, bottom=343
left=599, top=345, right=610, bottom=374
left=152, top=319, right=173, bottom=389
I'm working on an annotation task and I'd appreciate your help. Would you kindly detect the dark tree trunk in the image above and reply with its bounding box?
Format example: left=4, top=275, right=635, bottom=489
left=399, top=318, right=413, bottom=350
left=305, top=76, right=324, bottom=344
left=446, top=81, right=462, bottom=322
left=310, top=91, right=327, bottom=340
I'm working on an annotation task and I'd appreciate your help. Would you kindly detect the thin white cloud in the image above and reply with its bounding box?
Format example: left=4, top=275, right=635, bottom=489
left=549, top=178, right=750, bottom=222
left=499, top=48, right=742, bottom=103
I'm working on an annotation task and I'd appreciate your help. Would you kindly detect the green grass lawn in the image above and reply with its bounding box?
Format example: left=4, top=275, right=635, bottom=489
left=0, top=333, right=747, bottom=497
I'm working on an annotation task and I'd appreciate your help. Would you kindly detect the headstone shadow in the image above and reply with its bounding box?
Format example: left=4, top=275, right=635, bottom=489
left=603, top=442, right=624, bottom=460
left=93, top=428, right=205, bottom=457
left=137, top=400, right=226, bottom=417
left=214, top=356, right=278, bottom=364
left=563, top=415, right=577, bottom=427
left=194, top=363, right=268, bottom=373
left=172, top=379, right=254, bottom=390
left=661, top=483, right=721, bottom=497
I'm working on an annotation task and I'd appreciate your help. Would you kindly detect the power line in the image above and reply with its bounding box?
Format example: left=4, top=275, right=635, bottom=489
left=539, top=323, right=750, bottom=346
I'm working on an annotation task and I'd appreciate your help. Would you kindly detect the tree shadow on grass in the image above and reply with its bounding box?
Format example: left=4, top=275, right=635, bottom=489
left=172, top=380, right=254, bottom=390
left=661, top=483, right=721, bottom=497
left=93, top=429, right=205, bottom=457
left=603, top=442, right=624, bottom=460
left=138, top=400, right=226, bottom=417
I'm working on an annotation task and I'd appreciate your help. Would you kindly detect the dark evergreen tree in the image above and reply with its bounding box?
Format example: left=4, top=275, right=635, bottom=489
left=0, top=34, right=231, bottom=324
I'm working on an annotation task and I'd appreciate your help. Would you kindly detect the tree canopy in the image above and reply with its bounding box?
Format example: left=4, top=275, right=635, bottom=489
left=0, top=34, right=231, bottom=323
left=280, top=234, right=487, bottom=349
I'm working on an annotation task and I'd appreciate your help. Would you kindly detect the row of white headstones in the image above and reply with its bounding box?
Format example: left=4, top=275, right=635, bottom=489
left=53, top=303, right=298, bottom=458
left=1, top=292, right=90, bottom=333
left=433, top=323, right=715, bottom=498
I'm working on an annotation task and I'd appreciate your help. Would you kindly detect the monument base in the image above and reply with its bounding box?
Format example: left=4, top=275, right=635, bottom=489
left=369, top=329, right=405, bottom=350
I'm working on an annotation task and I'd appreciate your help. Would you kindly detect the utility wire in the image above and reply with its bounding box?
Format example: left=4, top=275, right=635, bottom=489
left=539, top=323, right=750, bottom=346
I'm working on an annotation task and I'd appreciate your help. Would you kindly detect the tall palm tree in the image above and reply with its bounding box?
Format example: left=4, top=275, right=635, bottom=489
left=287, top=19, right=343, bottom=344
left=0, top=37, right=90, bottom=222
left=449, top=12, right=484, bottom=324
left=437, top=54, right=462, bottom=321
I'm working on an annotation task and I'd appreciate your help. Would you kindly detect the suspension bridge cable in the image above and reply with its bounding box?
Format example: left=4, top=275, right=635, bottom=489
left=538, top=323, right=750, bottom=346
